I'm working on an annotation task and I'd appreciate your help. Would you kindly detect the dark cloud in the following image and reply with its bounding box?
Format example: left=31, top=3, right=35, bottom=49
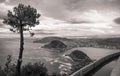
left=68, top=20, right=94, bottom=24
left=34, top=0, right=120, bottom=21
left=0, top=0, right=120, bottom=21
left=63, top=0, right=120, bottom=11
left=63, top=0, right=85, bottom=10
left=0, top=0, right=5, bottom=3
left=114, top=17, right=120, bottom=24
left=0, top=15, right=6, bottom=19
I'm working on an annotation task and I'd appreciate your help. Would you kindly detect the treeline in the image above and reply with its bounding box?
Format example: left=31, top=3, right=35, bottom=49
left=73, top=37, right=120, bottom=49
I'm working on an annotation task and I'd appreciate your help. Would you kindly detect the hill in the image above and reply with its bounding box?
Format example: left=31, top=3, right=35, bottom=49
left=68, top=50, right=92, bottom=62
left=43, top=40, right=67, bottom=52
left=34, top=36, right=120, bottom=50
left=33, top=36, right=72, bottom=43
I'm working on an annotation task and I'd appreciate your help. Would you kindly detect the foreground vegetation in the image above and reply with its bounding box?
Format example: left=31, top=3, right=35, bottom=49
left=0, top=55, right=63, bottom=76
left=0, top=51, right=92, bottom=76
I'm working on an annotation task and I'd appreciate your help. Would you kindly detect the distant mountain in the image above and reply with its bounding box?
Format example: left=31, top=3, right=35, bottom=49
left=34, top=36, right=120, bottom=50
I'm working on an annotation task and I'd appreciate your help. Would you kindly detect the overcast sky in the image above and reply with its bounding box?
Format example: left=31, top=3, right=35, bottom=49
left=0, top=0, right=120, bottom=36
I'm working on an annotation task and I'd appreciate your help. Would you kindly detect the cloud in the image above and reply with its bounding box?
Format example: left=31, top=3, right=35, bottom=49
left=1, top=14, right=120, bottom=36
left=67, top=10, right=113, bottom=24
left=5, top=0, right=10, bottom=3
left=32, top=0, right=69, bottom=20
left=32, top=16, right=66, bottom=30
left=31, top=15, right=116, bottom=36
left=90, top=28, right=105, bottom=34
left=0, top=3, right=13, bottom=10
left=0, top=2, right=14, bottom=19
left=2, top=0, right=119, bottom=21
left=114, top=17, right=120, bottom=24
left=0, top=0, right=13, bottom=19
left=68, top=21, right=93, bottom=24
left=39, top=0, right=120, bottom=22
left=0, top=19, right=11, bottom=30
left=0, top=0, right=11, bottom=3
left=0, top=0, right=5, bottom=3
left=62, top=0, right=119, bottom=11
left=0, top=0, right=120, bottom=36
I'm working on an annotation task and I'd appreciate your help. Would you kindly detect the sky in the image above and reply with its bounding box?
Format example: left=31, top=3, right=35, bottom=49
left=0, top=0, right=120, bottom=36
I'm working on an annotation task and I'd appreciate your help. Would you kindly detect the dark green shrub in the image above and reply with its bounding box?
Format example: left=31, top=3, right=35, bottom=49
left=51, top=73, right=61, bottom=76
left=21, top=62, right=48, bottom=76
left=51, top=73, right=66, bottom=76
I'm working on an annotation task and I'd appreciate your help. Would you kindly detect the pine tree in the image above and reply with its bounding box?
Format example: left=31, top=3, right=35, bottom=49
left=3, top=4, right=40, bottom=76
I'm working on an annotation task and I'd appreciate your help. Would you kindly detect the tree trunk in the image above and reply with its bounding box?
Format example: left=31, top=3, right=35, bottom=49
left=16, top=25, right=24, bottom=76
